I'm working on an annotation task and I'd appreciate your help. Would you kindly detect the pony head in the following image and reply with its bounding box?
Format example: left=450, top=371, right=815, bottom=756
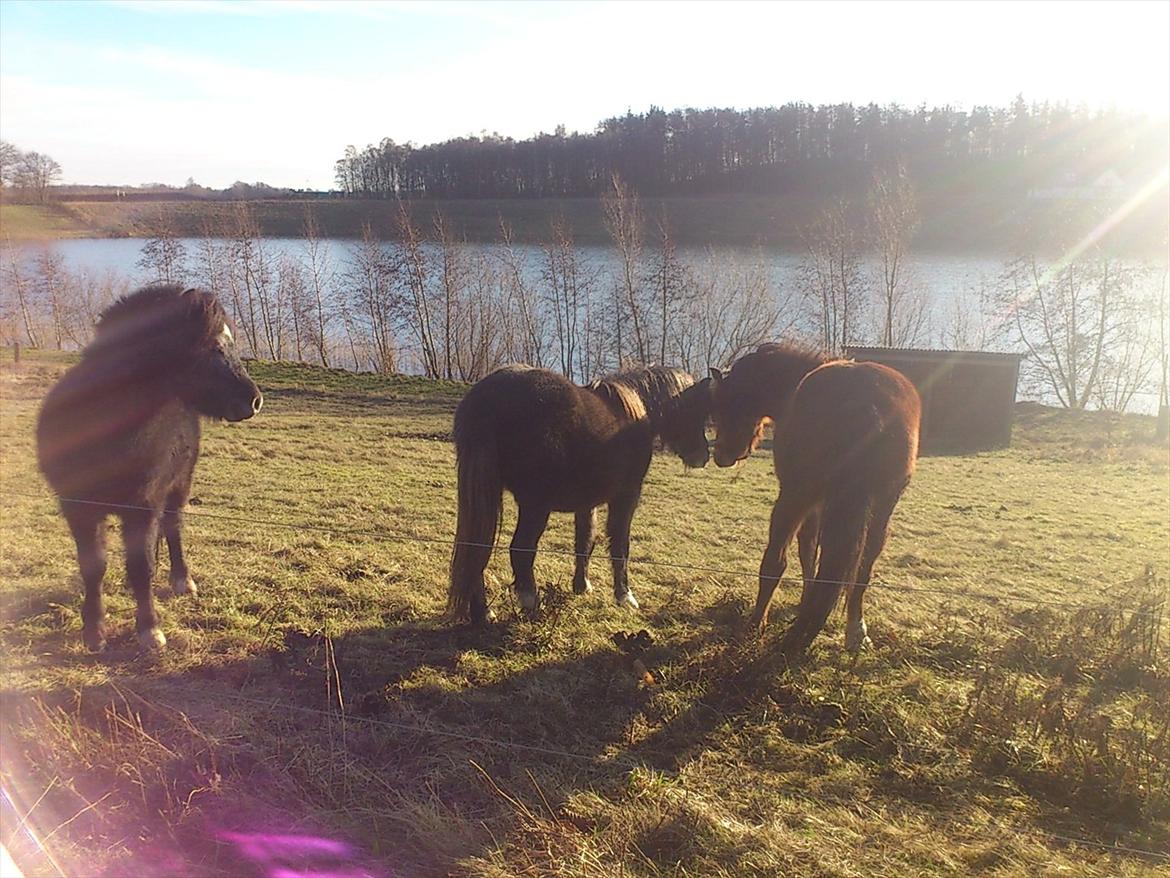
left=92, top=285, right=262, bottom=421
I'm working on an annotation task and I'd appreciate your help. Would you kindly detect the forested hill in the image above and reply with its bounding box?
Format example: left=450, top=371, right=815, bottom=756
left=334, top=100, right=1166, bottom=201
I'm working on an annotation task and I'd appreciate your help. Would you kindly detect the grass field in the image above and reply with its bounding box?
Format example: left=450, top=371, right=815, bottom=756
left=0, top=203, right=95, bottom=241
left=50, top=196, right=827, bottom=247
left=1, top=350, right=1168, bottom=877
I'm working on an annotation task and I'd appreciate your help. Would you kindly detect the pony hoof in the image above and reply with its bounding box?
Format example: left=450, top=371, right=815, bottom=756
left=616, top=591, right=640, bottom=610
left=845, top=620, right=871, bottom=654
left=469, top=604, right=496, bottom=626
left=518, top=589, right=540, bottom=616
left=573, top=577, right=593, bottom=595
left=737, top=613, right=767, bottom=641
left=138, top=627, right=167, bottom=651
left=171, top=574, right=198, bottom=596
left=83, top=628, right=107, bottom=653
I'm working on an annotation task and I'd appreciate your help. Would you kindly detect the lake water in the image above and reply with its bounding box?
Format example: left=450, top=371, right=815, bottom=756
left=3, top=237, right=1164, bottom=412
left=5, top=236, right=1007, bottom=321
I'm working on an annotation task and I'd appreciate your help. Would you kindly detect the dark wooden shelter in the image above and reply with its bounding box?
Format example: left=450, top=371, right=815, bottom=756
left=844, top=347, right=1024, bottom=453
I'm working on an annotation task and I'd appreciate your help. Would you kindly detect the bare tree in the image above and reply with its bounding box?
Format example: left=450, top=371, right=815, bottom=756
left=71, top=269, right=128, bottom=344
left=223, top=202, right=289, bottom=360
left=497, top=216, right=547, bottom=368
left=14, top=151, right=62, bottom=203
left=602, top=174, right=649, bottom=365
left=1000, top=251, right=1136, bottom=409
left=222, top=203, right=263, bottom=356
left=868, top=163, right=924, bottom=346
left=647, top=207, right=689, bottom=365
left=541, top=213, right=596, bottom=380
left=136, top=205, right=188, bottom=284
left=345, top=221, right=398, bottom=373
left=432, top=209, right=468, bottom=380
left=675, top=248, right=790, bottom=373
left=32, top=248, right=69, bottom=349
left=395, top=201, right=440, bottom=377
left=1092, top=312, right=1156, bottom=413
left=454, top=250, right=506, bottom=381
left=301, top=205, right=337, bottom=367
left=0, top=141, right=20, bottom=192
left=937, top=276, right=995, bottom=350
left=279, top=253, right=310, bottom=362
left=798, top=198, right=868, bottom=354
left=1, top=246, right=41, bottom=346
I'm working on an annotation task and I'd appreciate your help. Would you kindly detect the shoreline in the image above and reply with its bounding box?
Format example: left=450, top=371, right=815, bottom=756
left=2, top=196, right=1167, bottom=257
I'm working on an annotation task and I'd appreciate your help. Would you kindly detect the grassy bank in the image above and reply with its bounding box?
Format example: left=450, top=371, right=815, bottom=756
left=0, top=203, right=96, bottom=240
left=32, top=195, right=825, bottom=247
left=1, top=350, right=1168, bottom=877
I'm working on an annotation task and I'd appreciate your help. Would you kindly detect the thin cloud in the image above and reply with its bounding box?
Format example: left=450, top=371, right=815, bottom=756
left=101, top=0, right=268, bottom=16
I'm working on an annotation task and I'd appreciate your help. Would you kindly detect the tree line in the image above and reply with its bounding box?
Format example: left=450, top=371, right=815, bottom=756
left=0, top=141, right=63, bottom=205
left=334, top=99, right=1165, bottom=200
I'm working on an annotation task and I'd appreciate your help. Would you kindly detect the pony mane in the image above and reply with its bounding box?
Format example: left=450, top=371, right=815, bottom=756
left=589, top=366, right=694, bottom=423
left=88, top=285, right=226, bottom=356
left=748, top=341, right=830, bottom=373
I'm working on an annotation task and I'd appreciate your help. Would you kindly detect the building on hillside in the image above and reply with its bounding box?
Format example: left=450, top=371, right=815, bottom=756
left=1026, top=168, right=1126, bottom=202
left=844, top=346, right=1024, bottom=453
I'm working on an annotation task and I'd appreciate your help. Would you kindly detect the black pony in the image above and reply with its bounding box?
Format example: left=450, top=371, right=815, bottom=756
left=37, top=285, right=262, bottom=652
left=449, top=365, right=711, bottom=624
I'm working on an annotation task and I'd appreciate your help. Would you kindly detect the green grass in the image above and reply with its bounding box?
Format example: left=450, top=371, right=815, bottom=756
left=0, top=203, right=95, bottom=240
left=1, top=349, right=1168, bottom=877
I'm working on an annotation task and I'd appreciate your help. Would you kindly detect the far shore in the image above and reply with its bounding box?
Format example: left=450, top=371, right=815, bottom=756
left=2, top=196, right=1166, bottom=256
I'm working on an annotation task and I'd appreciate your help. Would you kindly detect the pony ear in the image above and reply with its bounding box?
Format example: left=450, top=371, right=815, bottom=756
left=708, top=367, right=723, bottom=384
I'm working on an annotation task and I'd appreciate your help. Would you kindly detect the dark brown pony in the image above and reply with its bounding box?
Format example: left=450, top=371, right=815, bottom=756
left=449, top=365, right=712, bottom=624
left=709, top=343, right=921, bottom=653
left=37, top=285, right=262, bottom=652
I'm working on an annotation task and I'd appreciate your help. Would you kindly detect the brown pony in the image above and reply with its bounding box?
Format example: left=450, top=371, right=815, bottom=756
left=448, top=365, right=712, bottom=624
left=37, top=285, right=262, bottom=652
left=709, top=343, right=920, bottom=653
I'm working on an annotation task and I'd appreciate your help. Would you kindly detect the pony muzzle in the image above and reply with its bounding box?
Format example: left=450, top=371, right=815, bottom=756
left=714, top=446, right=741, bottom=468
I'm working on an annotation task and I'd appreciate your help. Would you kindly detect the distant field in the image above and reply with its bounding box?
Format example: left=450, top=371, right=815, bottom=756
left=53, top=195, right=828, bottom=247
left=1, top=350, right=1168, bottom=877
left=0, top=203, right=96, bottom=240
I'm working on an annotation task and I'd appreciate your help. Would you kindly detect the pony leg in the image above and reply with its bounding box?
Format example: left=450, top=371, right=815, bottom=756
left=784, top=497, right=869, bottom=655
left=606, top=491, right=642, bottom=609
left=162, top=489, right=196, bottom=596
left=748, top=493, right=813, bottom=633
left=510, top=503, right=550, bottom=617
left=122, top=510, right=165, bottom=651
left=845, top=490, right=901, bottom=653
left=66, top=509, right=108, bottom=652
left=797, top=506, right=821, bottom=594
left=572, top=508, right=597, bottom=594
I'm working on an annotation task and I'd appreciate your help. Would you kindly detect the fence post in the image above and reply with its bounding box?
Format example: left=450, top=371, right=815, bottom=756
left=13, top=342, right=19, bottom=365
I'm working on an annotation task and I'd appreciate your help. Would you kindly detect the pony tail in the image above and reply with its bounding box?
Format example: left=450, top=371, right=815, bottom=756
left=784, top=494, right=870, bottom=653
left=448, top=422, right=502, bottom=622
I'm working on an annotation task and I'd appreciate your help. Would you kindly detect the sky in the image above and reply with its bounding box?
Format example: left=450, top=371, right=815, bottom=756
left=1, top=0, right=1167, bottom=190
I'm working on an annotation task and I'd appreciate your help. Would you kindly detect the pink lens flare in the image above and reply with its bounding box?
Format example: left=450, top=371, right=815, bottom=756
left=216, top=829, right=388, bottom=878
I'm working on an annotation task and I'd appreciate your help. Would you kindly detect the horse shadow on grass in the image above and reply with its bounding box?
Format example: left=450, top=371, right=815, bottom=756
left=0, top=599, right=720, bottom=878
left=4, top=590, right=1165, bottom=876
